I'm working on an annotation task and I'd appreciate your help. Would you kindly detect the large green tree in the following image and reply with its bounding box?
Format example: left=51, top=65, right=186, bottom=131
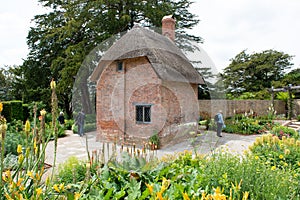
left=222, top=49, right=294, bottom=99
left=20, top=0, right=201, bottom=116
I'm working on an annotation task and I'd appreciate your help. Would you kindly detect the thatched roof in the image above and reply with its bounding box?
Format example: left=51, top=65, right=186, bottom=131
left=90, top=25, right=204, bottom=84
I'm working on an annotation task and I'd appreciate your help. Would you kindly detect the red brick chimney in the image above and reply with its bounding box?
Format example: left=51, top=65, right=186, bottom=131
left=162, top=15, right=176, bottom=41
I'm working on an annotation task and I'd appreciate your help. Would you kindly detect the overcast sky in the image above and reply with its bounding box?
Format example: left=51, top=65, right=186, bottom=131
left=1, top=0, right=299, bottom=73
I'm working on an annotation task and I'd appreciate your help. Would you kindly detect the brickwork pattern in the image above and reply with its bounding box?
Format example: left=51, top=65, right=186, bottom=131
left=96, top=57, right=199, bottom=144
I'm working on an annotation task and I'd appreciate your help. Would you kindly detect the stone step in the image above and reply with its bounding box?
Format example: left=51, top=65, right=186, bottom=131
left=291, top=121, right=300, bottom=125
left=286, top=125, right=300, bottom=131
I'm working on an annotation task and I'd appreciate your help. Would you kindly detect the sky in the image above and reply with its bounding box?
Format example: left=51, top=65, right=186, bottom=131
left=0, top=0, right=300, bottom=73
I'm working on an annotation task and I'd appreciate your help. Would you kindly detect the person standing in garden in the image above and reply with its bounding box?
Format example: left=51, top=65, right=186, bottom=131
left=75, top=110, right=85, bottom=137
left=215, top=110, right=226, bottom=137
left=58, top=111, right=65, bottom=126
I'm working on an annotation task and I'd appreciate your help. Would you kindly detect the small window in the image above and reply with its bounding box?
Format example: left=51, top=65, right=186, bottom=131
left=117, top=62, right=123, bottom=71
left=136, top=105, right=151, bottom=123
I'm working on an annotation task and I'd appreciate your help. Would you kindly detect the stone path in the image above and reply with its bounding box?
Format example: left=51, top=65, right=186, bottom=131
left=45, top=130, right=260, bottom=166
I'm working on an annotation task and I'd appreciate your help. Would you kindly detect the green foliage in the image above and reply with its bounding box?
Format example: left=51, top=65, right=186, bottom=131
left=84, top=123, right=96, bottom=133
left=1, top=102, right=12, bottom=122
left=249, top=134, right=300, bottom=171
left=222, top=49, right=294, bottom=98
left=223, top=115, right=276, bottom=135
left=10, top=101, right=23, bottom=121
left=45, top=123, right=66, bottom=139
left=22, top=103, right=30, bottom=121
left=149, top=132, right=160, bottom=147
left=20, top=0, right=201, bottom=115
left=55, top=156, right=86, bottom=184
left=64, top=119, right=74, bottom=130
left=272, top=68, right=300, bottom=98
left=4, top=120, right=27, bottom=156
left=271, top=125, right=298, bottom=139
left=227, top=90, right=271, bottom=100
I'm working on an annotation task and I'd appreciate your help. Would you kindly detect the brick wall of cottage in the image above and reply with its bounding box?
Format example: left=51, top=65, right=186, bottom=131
left=96, top=56, right=199, bottom=144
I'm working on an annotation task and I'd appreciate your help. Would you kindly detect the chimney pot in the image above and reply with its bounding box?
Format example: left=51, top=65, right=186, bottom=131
left=162, top=15, right=176, bottom=41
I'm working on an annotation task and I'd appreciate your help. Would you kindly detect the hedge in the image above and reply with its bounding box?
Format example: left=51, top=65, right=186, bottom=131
left=1, top=100, right=28, bottom=122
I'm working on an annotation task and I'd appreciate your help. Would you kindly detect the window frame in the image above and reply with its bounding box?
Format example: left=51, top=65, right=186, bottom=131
left=117, top=61, right=123, bottom=71
left=135, top=104, right=152, bottom=124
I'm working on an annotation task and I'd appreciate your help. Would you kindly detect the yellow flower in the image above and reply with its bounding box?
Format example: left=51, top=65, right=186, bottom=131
left=59, top=183, right=65, bottom=191
left=284, top=149, right=290, bottom=155
left=156, top=192, right=164, bottom=200
left=0, top=123, right=7, bottom=132
left=34, top=138, right=38, bottom=154
left=26, top=171, right=34, bottom=179
left=255, top=156, right=259, bottom=160
left=146, top=183, right=153, bottom=194
left=213, top=187, right=226, bottom=200
left=74, top=192, right=81, bottom=200
left=40, top=109, right=47, bottom=116
left=0, top=102, right=3, bottom=112
left=53, top=184, right=60, bottom=193
left=18, top=154, right=24, bottom=164
left=36, top=188, right=43, bottom=196
left=17, top=145, right=22, bottom=154
left=279, top=154, right=284, bottom=159
left=4, top=193, right=13, bottom=200
left=271, top=166, right=276, bottom=171
left=161, top=177, right=170, bottom=193
left=2, top=170, right=11, bottom=182
left=242, top=191, right=249, bottom=200
left=24, top=120, right=30, bottom=133
left=297, top=161, right=300, bottom=166
left=50, top=79, right=56, bottom=89
left=182, top=192, right=190, bottom=200
left=19, top=185, right=25, bottom=191
left=16, top=178, right=24, bottom=187
left=283, top=162, right=288, bottom=167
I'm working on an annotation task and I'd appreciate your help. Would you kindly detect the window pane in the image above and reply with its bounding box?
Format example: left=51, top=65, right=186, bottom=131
left=136, top=106, right=143, bottom=122
left=117, top=62, right=123, bottom=71
left=144, top=106, right=151, bottom=122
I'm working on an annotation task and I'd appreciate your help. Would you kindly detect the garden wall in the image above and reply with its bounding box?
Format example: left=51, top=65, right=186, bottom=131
left=198, top=100, right=286, bottom=118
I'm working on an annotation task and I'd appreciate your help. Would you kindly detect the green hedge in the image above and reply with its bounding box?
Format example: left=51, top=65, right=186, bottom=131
left=10, top=101, right=23, bottom=121
left=1, top=101, right=30, bottom=122
left=1, top=102, right=12, bottom=122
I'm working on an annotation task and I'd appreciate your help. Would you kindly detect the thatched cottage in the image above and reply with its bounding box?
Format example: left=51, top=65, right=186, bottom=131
left=90, top=16, right=204, bottom=144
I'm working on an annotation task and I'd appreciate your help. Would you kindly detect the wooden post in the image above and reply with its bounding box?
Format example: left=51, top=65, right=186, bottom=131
left=288, top=84, right=293, bottom=120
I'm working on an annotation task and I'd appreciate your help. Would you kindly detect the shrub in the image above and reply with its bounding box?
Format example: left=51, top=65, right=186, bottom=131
left=10, top=101, right=23, bottom=121
left=271, top=125, right=298, bottom=139
left=84, top=123, right=96, bottom=132
left=55, top=156, right=86, bottom=184
left=64, top=119, right=74, bottom=130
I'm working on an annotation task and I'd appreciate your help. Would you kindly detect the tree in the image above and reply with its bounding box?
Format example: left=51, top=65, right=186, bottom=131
left=0, top=66, right=24, bottom=101
left=21, top=0, right=201, bottom=116
left=273, top=68, right=300, bottom=87
left=222, top=49, right=294, bottom=98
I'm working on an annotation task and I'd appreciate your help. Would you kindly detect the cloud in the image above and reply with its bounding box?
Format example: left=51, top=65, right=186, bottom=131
left=191, top=0, right=300, bottom=71
left=0, top=0, right=45, bottom=67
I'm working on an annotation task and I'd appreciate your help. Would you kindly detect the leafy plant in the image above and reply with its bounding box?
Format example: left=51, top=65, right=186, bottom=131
left=55, top=156, right=86, bottom=184
left=149, top=132, right=160, bottom=149
left=271, top=125, right=298, bottom=139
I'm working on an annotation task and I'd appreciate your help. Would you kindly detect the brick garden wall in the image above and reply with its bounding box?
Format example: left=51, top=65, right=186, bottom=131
left=198, top=99, right=286, bottom=118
